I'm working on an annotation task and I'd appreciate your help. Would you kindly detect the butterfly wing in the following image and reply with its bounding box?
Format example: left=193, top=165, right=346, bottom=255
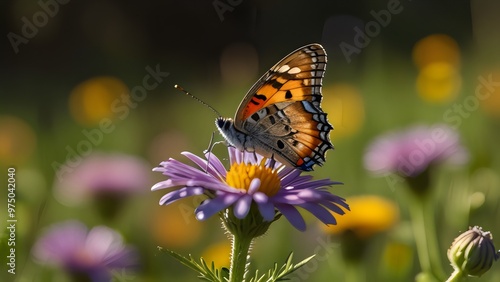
left=234, top=44, right=333, bottom=170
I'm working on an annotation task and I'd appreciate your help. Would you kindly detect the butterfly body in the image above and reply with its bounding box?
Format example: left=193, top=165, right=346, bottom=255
left=216, top=43, right=333, bottom=171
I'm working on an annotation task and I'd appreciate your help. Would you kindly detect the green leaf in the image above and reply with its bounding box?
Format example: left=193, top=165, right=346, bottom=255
left=157, top=246, right=226, bottom=282
left=247, top=252, right=317, bottom=282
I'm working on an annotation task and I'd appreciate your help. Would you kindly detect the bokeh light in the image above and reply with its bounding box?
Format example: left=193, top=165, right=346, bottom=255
left=416, top=62, right=461, bottom=103
left=0, top=115, right=37, bottom=165
left=412, top=34, right=462, bottom=104
left=201, top=241, right=231, bottom=270
left=323, top=84, right=365, bottom=139
left=412, top=34, right=461, bottom=70
left=478, top=71, right=500, bottom=118
left=150, top=201, right=205, bottom=248
left=321, top=195, right=399, bottom=239
left=69, top=76, right=129, bottom=126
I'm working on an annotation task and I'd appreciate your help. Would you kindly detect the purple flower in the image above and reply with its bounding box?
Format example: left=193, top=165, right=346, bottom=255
left=54, top=152, right=150, bottom=206
left=151, top=147, right=348, bottom=231
left=32, top=221, right=138, bottom=282
left=364, top=124, right=469, bottom=177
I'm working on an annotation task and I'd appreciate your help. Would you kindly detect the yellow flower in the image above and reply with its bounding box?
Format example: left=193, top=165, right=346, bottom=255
left=416, top=62, right=461, bottom=103
left=321, top=195, right=399, bottom=239
left=201, top=241, right=231, bottom=270
left=150, top=201, right=205, bottom=248
left=322, top=84, right=365, bottom=139
left=412, top=34, right=460, bottom=70
left=69, top=76, right=129, bottom=126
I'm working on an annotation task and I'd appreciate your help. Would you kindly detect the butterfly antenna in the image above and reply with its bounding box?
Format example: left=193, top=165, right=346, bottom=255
left=174, top=85, right=222, bottom=117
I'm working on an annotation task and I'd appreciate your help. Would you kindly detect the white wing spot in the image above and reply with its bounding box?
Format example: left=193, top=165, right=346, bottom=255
left=288, top=67, right=301, bottom=74
left=277, top=65, right=290, bottom=73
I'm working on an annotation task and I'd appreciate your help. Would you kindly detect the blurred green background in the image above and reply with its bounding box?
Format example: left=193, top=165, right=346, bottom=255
left=2, top=0, right=500, bottom=281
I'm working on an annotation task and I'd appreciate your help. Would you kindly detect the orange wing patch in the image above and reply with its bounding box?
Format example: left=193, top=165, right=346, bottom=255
left=240, top=79, right=319, bottom=120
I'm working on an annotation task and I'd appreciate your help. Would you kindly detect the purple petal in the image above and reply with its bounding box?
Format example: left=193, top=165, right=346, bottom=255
left=255, top=199, right=275, bottom=221
left=364, top=124, right=469, bottom=176
left=153, top=161, right=237, bottom=192
left=253, top=191, right=268, bottom=203
left=279, top=169, right=306, bottom=186
left=286, top=177, right=329, bottom=190
left=159, top=187, right=204, bottom=205
left=296, top=179, right=341, bottom=189
left=277, top=165, right=296, bottom=176
left=151, top=179, right=176, bottom=191
left=321, top=200, right=349, bottom=215
left=243, top=151, right=260, bottom=164
left=195, top=193, right=241, bottom=220
left=234, top=195, right=252, bottom=219
left=32, top=221, right=88, bottom=263
left=298, top=203, right=337, bottom=225
left=228, top=147, right=238, bottom=164
left=162, top=158, right=202, bottom=175
left=248, top=178, right=261, bottom=194
left=274, top=204, right=306, bottom=231
left=272, top=193, right=305, bottom=205
left=183, top=151, right=226, bottom=180
left=296, top=189, right=322, bottom=201
left=230, top=147, right=243, bottom=165
left=204, top=151, right=228, bottom=179
left=104, top=247, right=139, bottom=269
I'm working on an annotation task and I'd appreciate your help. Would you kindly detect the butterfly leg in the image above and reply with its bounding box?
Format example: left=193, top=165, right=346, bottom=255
left=204, top=131, right=217, bottom=173
left=268, top=153, right=277, bottom=169
left=203, top=131, right=229, bottom=173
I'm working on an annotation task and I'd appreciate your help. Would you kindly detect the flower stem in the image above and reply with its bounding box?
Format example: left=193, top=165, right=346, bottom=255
left=409, top=196, right=431, bottom=273
left=408, top=195, right=445, bottom=281
left=229, top=233, right=253, bottom=282
left=422, top=199, right=446, bottom=280
left=445, top=269, right=464, bottom=282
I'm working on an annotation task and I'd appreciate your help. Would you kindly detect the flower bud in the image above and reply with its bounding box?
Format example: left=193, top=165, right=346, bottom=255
left=447, top=226, right=499, bottom=277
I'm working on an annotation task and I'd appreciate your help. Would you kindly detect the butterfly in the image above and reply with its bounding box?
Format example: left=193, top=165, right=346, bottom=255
left=216, top=43, right=333, bottom=171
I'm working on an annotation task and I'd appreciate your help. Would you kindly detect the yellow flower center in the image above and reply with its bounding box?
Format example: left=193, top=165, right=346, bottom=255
left=225, top=159, right=281, bottom=197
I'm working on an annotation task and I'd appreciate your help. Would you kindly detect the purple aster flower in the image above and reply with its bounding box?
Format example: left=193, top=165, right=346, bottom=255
left=53, top=152, right=150, bottom=218
left=151, top=147, right=348, bottom=231
left=32, top=221, right=138, bottom=282
left=364, top=124, right=469, bottom=178
left=54, top=152, right=150, bottom=205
